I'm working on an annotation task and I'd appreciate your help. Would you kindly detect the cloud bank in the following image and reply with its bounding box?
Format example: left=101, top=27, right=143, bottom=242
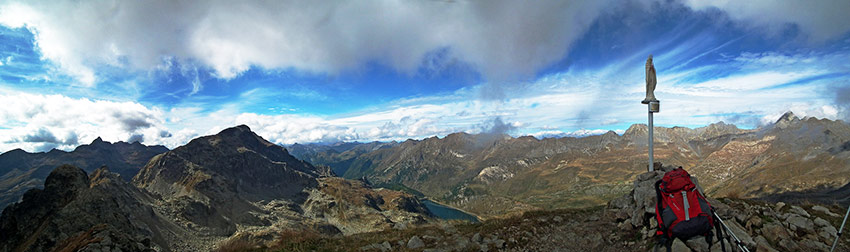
left=8, top=0, right=845, bottom=86
left=0, top=90, right=175, bottom=152
left=0, top=0, right=612, bottom=85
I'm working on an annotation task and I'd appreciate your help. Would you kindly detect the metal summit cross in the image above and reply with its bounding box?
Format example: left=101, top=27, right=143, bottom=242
left=642, top=55, right=659, bottom=172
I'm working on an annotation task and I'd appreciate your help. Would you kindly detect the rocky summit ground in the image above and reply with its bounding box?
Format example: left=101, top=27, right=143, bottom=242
left=218, top=165, right=850, bottom=252
left=219, top=197, right=849, bottom=252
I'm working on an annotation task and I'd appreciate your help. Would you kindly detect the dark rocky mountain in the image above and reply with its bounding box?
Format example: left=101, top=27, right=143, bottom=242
left=297, top=112, right=850, bottom=217
left=0, top=125, right=433, bottom=251
left=0, top=138, right=168, bottom=210
left=0, top=165, right=188, bottom=252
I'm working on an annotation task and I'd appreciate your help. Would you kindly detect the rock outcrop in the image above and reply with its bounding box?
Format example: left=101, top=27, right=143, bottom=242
left=0, top=165, right=190, bottom=251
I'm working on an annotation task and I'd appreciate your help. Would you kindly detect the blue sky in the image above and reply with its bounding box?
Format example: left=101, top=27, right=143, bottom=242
left=0, top=0, right=849, bottom=152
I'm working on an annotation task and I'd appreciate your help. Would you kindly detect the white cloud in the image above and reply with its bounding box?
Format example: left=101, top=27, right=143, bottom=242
left=0, top=89, right=179, bottom=152
left=690, top=70, right=822, bottom=91
left=0, top=0, right=612, bottom=85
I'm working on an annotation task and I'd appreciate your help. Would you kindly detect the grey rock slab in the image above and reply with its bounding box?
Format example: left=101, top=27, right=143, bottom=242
left=672, top=239, right=690, bottom=252
left=789, top=205, right=811, bottom=218
left=777, top=238, right=801, bottom=251
left=684, top=236, right=710, bottom=252
left=812, top=205, right=841, bottom=217
left=799, top=238, right=829, bottom=251
left=754, top=235, right=779, bottom=252
left=774, top=202, right=786, bottom=212
left=814, top=217, right=831, bottom=228
left=786, top=215, right=815, bottom=235
left=819, top=225, right=838, bottom=243
left=407, top=236, right=424, bottom=249
left=472, top=232, right=482, bottom=243
left=762, top=223, right=791, bottom=245
left=724, top=218, right=756, bottom=249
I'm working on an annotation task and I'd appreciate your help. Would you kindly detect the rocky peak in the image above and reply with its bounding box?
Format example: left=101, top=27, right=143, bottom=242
left=133, top=124, right=321, bottom=203
left=44, top=164, right=89, bottom=197
left=88, top=137, right=109, bottom=148
left=623, top=124, right=648, bottom=137
left=189, top=125, right=297, bottom=164
left=776, top=111, right=799, bottom=123
left=89, top=166, right=122, bottom=186
left=774, top=111, right=801, bottom=130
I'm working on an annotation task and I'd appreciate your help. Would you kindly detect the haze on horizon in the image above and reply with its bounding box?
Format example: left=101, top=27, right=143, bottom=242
left=0, top=0, right=849, bottom=153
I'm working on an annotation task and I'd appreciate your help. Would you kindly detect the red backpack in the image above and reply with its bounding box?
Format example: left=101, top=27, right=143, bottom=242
left=654, top=167, right=723, bottom=251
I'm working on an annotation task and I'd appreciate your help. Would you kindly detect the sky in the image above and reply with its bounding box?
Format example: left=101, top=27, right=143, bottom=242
left=0, top=0, right=849, bottom=153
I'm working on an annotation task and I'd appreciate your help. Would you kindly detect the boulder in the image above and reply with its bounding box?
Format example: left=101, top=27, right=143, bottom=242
left=722, top=219, right=756, bottom=249
left=814, top=217, right=831, bottom=228
left=774, top=202, right=786, bottom=212
left=786, top=215, right=815, bottom=236
left=407, top=236, right=424, bottom=249
left=754, top=236, right=779, bottom=252
left=789, top=205, right=810, bottom=218
left=684, top=236, right=710, bottom=252
left=799, top=238, right=829, bottom=251
left=811, top=205, right=841, bottom=217
left=632, top=171, right=665, bottom=215
left=744, top=215, right=762, bottom=231
left=777, top=238, right=801, bottom=251
left=607, top=195, right=633, bottom=210
left=472, top=233, right=482, bottom=243
left=761, top=223, right=791, bottom=245
left=671, top=239, right=690, bottom=252
left=819, top=225, right=838, bottom=243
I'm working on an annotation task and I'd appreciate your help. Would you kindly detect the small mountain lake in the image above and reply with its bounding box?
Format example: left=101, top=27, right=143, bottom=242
left=421, top=199, right=479, bottom=222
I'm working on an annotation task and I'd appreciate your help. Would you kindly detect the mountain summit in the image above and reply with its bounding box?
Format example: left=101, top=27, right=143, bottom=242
left=133, top=124, right=321, bottom=202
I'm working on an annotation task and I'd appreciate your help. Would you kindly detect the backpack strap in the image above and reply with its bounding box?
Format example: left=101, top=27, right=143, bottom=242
left=654, top=180, right=666, bottom=234
left=654, top=179, right=675, bottom=252
left=682, top=190, right=690, bottom=221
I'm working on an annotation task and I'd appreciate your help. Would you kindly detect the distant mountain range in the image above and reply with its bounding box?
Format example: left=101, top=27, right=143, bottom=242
left=0, top=138, right=168, bottom=210
left=0, top=125, right=433, bottom=251
left=291, top=112, right=850, bottom=216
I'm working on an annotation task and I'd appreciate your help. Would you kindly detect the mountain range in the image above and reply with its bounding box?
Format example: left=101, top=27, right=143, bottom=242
left=0, top=138, right=168, bottom=210
left=2, top=112, right=849, bottom=250
left=291, top=112, right=850, bottom=217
